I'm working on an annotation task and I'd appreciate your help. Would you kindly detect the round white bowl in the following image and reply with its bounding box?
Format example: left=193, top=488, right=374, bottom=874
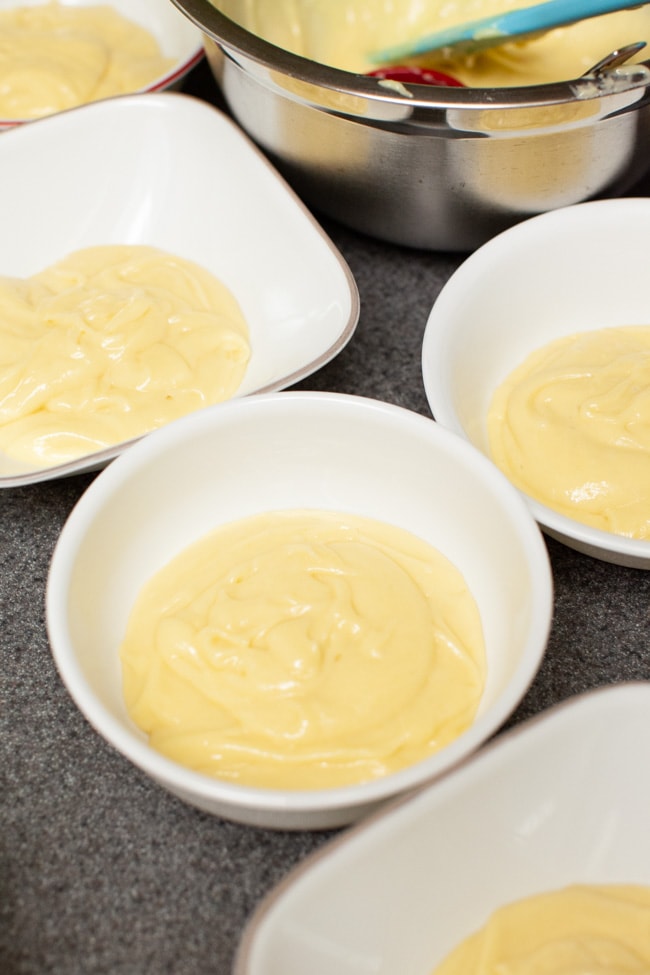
left=46, top=391, right=552, bottom=830
left=0, top=0, right=203, bottom=131
left=422, top=198, right=650, bottom=569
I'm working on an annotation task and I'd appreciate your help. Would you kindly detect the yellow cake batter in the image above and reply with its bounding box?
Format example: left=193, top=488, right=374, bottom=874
left=487, top=325, right=650, bottom=539
left=0, top=245, right=250, bottom=467
left=432, top=884, right=650, bottom=974
left=119, top=509, right=486, bottom=790
left=0, top=2, right=175, bottom=120
left=214, top=0, right=650, bottom=87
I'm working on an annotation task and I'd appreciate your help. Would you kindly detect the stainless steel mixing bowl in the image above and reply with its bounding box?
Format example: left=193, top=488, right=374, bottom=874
left=172, top=0, right=650, bottom=250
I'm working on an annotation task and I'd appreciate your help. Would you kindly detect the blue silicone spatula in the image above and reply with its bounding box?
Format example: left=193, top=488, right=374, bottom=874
left=372, top=0, right=647, bottom=63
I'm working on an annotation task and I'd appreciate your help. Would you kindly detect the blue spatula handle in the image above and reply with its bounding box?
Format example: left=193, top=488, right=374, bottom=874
left=372, top=0, right=645, bottom=63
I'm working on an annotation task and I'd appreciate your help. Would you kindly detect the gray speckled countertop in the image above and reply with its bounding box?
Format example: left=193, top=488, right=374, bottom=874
left=2, top=59, right=650, bottom=975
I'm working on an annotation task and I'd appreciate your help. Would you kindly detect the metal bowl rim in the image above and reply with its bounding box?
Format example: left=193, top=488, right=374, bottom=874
left=171, top=0, right=650, bottom=109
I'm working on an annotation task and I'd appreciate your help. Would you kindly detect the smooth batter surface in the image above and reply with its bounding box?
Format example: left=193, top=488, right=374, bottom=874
left=120, top=510, right=486, bottom=790
left=432, top=884, right=650, bottom=974
left=0, top=245, right=250, bottom=467
left=487, top=326, right=650, bottom=539
left=0, top=2, right=174, bottom=120
left=215, top=0, right=650, bottom=87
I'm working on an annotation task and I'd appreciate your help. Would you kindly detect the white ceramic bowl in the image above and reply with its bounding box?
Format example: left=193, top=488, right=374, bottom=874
left=234, top=681, right=650, bottom=972
left=422, top=198, right=650, bottom=569
left=0, top=92, right=358, bottom=487
left=0, top=0, right=204, bottom=131
left=46, top=391, right=552, bottom=831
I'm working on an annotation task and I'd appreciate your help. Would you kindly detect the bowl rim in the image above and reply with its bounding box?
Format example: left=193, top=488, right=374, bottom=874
left=46, top=390, right=553, bottom=821
left=170, top=0, right=650, bottom=109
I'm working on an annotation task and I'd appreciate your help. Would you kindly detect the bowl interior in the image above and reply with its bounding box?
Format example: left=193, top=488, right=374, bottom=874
left=172, top=0, right=650, bottom=106
left=422, top=198, right=650, bottom=566
left=94, top=0, right=204, bottom=68
left=0, top=0, right=203, bottom=98
left=0, top=93, right=358, bottom=486
left=235, top=682, right=650, bottom=973
left=47, top=393, right=551, bottom=824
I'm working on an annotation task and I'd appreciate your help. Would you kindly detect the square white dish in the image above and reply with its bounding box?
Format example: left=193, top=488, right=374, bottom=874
left=0, top=92, right=359, bottom=487
left=234, top=681, right=650, bottom=973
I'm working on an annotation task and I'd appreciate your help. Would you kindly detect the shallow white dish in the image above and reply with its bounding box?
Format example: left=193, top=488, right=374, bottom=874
left=0, top=92, right=359, bottom=488
left=0, top=0, right=204, bottom=131
left=46, top=391, right=552, bottom=830
left=234, top=681, right=650, bottom=973
left=422, top=198, right=650, bottom=569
